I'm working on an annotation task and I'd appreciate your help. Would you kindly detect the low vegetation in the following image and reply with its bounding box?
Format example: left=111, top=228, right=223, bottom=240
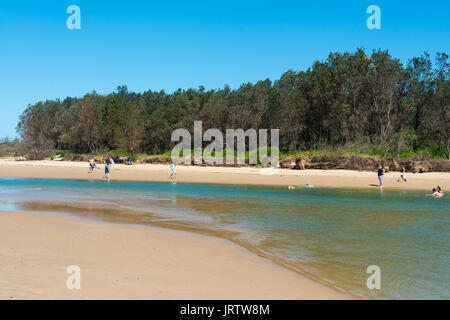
left=0, top=139, right=18, bottom=157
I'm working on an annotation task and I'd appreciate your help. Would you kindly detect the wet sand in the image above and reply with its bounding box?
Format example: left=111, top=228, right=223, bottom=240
left=0, top=211, right=345, bottom=299
left=0, top=160, right=448, bottom=191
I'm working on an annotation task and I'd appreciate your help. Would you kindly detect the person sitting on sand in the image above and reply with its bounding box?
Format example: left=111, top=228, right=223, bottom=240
left=398, top=166, right=407, bottom=182
left=377, top=165, right=385, bottom=189
left=169, top=163, right=176, bottom=180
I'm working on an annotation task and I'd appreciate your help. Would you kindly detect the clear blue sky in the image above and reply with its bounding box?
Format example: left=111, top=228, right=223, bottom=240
left=0, top=0, right=449, bottom=138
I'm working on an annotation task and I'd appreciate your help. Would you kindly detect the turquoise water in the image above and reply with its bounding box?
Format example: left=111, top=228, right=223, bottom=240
left=0, top=177, right=448, bottom=299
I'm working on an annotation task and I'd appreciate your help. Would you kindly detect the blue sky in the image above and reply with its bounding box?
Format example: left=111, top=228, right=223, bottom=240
left=0, top=0, right=449, bottom=138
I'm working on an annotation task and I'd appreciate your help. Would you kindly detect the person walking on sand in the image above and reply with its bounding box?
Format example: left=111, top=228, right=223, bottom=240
left=104, top=157, right=113, bottom=182
left=377, top=164, right=385, bottom=190
left=169, top=163, right=176, bottom=180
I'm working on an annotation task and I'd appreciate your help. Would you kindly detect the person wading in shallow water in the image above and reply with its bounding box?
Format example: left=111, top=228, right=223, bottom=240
left=377, top=164, right=385, bottom=190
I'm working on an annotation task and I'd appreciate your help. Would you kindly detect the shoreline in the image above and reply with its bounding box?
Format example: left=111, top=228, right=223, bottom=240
left=0, top=160, right=449, bottom=191
left=0, top=210, right=346, bottom=299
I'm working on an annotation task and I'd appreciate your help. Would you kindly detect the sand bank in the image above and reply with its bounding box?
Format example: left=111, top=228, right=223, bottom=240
left=0, top=211, right=345, bottom=299
left=0, top=160, right=448, bottom=191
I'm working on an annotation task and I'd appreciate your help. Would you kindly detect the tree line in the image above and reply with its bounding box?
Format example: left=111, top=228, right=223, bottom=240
left=16, top=49, right=450, bottom=160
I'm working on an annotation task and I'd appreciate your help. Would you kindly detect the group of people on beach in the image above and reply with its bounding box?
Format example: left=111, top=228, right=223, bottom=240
left=88, top=158, right=443, bottom=197
left=88, top=157, right=176, bottom=182
left=378, top=165, right=409, bottom=188
left=377, top=164, right=444, bottom=197
left=89, top=156, right=115, bottom=181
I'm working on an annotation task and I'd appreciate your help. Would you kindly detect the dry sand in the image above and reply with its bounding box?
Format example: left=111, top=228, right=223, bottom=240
left=0, top=211, right=345, bottom=300
left=0, top=159, right=448, bottom=191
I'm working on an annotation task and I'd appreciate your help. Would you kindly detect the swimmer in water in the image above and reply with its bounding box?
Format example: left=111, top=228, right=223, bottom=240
left=426, top=188, right=443, bottom=197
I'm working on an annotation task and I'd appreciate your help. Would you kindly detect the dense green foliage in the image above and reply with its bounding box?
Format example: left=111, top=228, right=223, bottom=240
left=16, top=49, right=450, bottom=160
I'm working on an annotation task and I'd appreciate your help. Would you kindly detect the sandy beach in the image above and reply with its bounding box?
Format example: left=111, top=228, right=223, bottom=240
left=0, top=211, right=345, bottom=300
left=1, top=160, right=448, bottom=300
left=0, top=160, right=448, bottom=191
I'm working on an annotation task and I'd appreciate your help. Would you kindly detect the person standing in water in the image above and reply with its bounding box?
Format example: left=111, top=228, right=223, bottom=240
left=169, top=163, right=176, bottom=180
left=377, top=164, right=385, bottom=190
